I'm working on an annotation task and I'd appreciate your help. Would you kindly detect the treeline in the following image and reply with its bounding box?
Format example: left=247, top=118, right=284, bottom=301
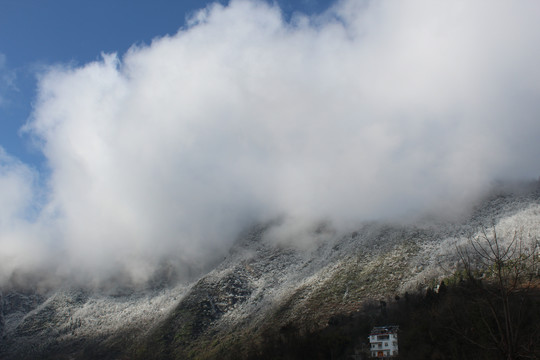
left=222, top=279, right=539, bottom=360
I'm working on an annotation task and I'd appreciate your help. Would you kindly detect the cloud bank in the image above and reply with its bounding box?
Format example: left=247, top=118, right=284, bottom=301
left=2, top=0, right=540, bottom=286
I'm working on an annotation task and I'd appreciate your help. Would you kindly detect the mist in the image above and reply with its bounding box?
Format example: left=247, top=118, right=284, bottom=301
left=1, top=0, right=540, bottom=287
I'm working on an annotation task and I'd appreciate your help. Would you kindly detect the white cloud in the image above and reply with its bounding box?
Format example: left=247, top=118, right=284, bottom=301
left=2, top=0, right=540, bottom=286
left=0, top=148, right=53, bottom=285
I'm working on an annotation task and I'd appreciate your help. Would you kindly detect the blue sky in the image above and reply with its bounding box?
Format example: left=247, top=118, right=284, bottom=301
left=0, top=0, right=332, bottom=168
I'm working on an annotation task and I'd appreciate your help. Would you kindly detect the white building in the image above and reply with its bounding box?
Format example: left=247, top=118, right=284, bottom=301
left=368, top=325, right=399, bottom=358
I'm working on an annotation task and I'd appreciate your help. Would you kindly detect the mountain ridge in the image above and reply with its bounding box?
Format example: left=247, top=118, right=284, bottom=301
left=1, top=182, right=539, bottom=359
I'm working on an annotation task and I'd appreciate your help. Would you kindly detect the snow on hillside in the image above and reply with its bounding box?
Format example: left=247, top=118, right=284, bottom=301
left=1, top=184, right=539, bottom=359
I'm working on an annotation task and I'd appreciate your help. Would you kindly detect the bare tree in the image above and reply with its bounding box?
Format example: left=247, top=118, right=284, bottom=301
left=454, top=223, right=539, bottom=360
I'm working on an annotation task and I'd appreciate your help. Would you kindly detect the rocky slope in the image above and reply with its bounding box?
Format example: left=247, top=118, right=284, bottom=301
left=1, top=183, right=539, bottom=359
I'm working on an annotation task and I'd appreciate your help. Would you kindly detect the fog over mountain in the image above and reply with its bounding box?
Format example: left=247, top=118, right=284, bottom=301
left=1, top=0, right=540, bottom=287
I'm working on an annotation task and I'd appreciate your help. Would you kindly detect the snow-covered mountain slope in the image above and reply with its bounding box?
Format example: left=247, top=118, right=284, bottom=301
left=0, top=285, right=188, bottom=359
left=1, top=183, right=539, bottom=359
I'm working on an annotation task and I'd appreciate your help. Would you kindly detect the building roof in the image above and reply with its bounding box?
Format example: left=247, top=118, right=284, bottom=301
left=369, top=325, right=399, bottom=336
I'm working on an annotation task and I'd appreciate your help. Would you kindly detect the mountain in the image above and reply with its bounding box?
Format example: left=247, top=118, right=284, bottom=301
left=1, top=182, right=539, bottom=359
